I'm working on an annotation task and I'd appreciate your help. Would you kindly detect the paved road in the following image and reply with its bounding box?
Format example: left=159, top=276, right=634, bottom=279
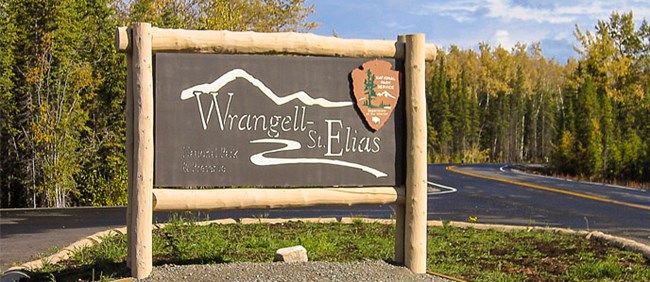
left=2, top=164, right=649, bottom=271
left=427, top=164, right=650, bottom=244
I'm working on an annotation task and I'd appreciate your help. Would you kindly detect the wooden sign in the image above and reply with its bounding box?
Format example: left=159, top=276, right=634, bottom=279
left=154, top=53, right=405, bottom=187
left=352, top=60, right=400, bottom=131
left=118, top=24, right=429, bottom=279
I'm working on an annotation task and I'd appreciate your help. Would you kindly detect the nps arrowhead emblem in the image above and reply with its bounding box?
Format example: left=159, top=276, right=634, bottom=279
left=351, top=60, right=400, bottom=131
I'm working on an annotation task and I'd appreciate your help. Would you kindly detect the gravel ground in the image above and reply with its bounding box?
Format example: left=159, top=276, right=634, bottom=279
left=141, top=260, right=452, bottom=282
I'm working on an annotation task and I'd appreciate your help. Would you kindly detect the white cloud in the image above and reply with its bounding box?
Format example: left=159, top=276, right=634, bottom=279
left=383, top=21, right=416, bottom=30
left=415, top=0, right=650, bottom=24
left=415, top=0, right=483, bottom=22
left=492, top=29, right=512, bottom=48
left=306, top=0, right=650, bottom=64
left=486, top=0, right=576, bottom=23
left=552, top=31, right=572, bottom=41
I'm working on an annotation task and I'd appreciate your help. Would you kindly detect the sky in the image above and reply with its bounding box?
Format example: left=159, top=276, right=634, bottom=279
left=304, top=0, right=650, bottom=63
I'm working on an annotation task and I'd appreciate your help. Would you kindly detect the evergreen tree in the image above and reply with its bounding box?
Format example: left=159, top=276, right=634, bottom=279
left=575, top=76, right=603, bottom=176
left=363, top=70, right=377, bottom=107
left=431, top=55, right=452, bottom=162
left=0, top=0, right=318, bottom=208
left=0, top=0, right=23, bottom=207
left=509, top=66, right=526, bottom=162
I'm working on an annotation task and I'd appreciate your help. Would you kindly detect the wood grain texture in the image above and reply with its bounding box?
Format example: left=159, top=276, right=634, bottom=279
left=152, top=187, right=405, bottom=211
left=131, top=22, right=154, bottom=279
left=404, top=33, right=428, bottom=274
left=116, top=26, right=437, bottom=60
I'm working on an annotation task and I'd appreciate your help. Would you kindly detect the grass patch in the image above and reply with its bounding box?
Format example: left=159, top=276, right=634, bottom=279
left=25, top=216, right=650, bottom=281
left=429, top=223, right=649, bottom=281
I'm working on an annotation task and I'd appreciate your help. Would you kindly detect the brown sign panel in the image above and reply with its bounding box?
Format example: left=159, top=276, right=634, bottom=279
left=352, top=60, right=400, bottom=131
left=154, top=54, right=405, bottom=187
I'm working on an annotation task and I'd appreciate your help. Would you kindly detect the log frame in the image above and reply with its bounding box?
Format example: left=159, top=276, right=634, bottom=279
left=152, top=187, right=405, bottom=211
left=404, top=34, right=428, bottom=273
left=119, top=23, right=429, bottom=278
left=115, top=26, right=436, bottom=60
left=130, top=23, right=154, bottom=279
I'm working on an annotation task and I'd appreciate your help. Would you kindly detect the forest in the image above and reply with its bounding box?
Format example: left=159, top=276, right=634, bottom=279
left=426, top=12, right=650, bottom=184
left=0, top=0, right=648, bottom=208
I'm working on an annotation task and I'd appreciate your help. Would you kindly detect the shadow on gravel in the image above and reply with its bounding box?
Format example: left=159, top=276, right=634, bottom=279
left=23, top=257, right=230, bottom=281
left=24, top=260, right=129, bottom=282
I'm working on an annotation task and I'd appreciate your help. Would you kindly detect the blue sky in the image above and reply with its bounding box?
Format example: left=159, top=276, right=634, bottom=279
left=304, top=0, right=650, bottom=63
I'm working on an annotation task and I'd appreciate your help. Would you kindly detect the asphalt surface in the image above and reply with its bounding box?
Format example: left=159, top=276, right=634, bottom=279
left=427, top=164, right=650, bottom=244
left=2, top=164, right=649, bottom=272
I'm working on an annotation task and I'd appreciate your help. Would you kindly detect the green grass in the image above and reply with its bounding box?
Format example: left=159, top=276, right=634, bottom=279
left=25, top=216, right=650, bottom=281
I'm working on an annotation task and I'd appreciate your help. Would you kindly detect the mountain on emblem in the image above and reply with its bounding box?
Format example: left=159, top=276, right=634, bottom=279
left=351, top=60, right=400, bottom=131
left=377, top=90, right=397, bottom=100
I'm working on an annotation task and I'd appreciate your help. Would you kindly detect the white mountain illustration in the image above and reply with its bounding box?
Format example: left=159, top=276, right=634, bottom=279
left=377, top=90, right=397, bottom=99
left=180, top=69, right=353, bottom=108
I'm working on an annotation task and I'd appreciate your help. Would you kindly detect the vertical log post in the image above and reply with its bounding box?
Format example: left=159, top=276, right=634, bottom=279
left=130, top=22, right=154, bottom=279
left=404, top=33, right=427, bottom=273
left=394, top=34, right=407, bottom=265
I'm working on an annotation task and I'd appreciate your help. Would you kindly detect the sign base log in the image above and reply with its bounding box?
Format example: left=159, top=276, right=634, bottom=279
left=152, top=187, right=405, bottom=211
left=404, top=33, right=428, bottom=274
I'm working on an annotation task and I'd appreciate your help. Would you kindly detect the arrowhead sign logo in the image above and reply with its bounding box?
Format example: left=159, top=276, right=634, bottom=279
left=351, top=60, right=400, bottom=131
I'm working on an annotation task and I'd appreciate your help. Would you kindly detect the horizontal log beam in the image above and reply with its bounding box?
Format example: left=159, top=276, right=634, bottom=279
left=115, top=27, right=437, bottom=60
left=152, top=187, right=405, bottom=211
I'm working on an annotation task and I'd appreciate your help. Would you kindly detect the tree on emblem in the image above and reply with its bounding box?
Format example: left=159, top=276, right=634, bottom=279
left=363, top=69, right=377, bottom=108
